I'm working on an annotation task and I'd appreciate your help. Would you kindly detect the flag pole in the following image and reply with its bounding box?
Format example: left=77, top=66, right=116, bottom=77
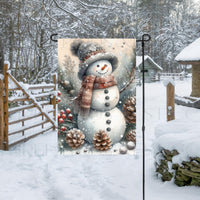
left=136, top=34, right=151, bottom=200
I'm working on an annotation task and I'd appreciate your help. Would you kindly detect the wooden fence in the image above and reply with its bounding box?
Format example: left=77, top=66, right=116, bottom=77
left=160, top=72, right=185, bottom=81
left=0, top=64, right=57, bottom=150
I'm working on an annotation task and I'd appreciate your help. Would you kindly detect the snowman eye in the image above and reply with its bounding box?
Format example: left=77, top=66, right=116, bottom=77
left=97, top=65, right=100, bottom=67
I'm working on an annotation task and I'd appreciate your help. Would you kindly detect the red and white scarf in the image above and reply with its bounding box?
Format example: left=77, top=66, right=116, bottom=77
left=74, top=75, right=117, bottom=117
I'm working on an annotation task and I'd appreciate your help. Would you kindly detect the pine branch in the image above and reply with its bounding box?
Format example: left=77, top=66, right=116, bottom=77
left=120, top=74, right=136, bottom=94
left=120, top=64, right=136, bottom=94
left=65, top=119, right=77, bottom=124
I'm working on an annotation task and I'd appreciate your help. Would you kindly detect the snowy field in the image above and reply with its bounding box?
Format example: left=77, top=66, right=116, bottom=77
left=0, top=78, right=200, bottom=200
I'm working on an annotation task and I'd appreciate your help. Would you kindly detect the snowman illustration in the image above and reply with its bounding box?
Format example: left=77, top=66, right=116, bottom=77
left=71, top=41, right=126, bottom=144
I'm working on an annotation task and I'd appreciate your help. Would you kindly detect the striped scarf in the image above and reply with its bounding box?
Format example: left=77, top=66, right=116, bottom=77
left=74, top=75, right=117, bottom=117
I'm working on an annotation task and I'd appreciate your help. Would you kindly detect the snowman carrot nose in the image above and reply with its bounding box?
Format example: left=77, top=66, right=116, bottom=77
left=101, top=64, right=107, bottom=70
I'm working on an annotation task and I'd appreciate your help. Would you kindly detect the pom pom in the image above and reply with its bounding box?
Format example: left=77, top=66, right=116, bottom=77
left=71, top=40, right=83, bottom=56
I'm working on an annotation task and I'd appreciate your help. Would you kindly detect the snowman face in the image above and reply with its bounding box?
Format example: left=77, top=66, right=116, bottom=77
left=86, top=60, right=112, bottom=77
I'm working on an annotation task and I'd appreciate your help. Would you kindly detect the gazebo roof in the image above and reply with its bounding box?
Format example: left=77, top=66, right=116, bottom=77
left=136, top=55, right=163, bottom=70
left=175, top=37, right=200, bottom=64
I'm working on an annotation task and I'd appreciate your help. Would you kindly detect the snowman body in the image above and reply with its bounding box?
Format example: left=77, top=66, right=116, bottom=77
left=77, top=60, right=126, bottom=144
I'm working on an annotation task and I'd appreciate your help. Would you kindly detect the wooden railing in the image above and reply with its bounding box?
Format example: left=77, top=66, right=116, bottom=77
left=159, top=72, right=185, bottom=80
left=0, top=64, right=57, bottom=150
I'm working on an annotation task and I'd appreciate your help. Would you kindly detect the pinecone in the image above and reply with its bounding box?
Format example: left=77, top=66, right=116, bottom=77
left=123, top=97, right=136, bottom=124
left=66, top=129, right=85, bottom=149
left=126, top=129, right=136, bottom=143
left=93, top=130, right=112, bottom=151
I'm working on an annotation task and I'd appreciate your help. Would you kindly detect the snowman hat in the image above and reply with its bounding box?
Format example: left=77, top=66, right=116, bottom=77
left=71, top=40, right=118, bottom=80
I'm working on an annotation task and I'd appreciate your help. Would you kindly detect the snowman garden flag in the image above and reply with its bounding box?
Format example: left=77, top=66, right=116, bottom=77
left=58, top=39, right=136, bottom=154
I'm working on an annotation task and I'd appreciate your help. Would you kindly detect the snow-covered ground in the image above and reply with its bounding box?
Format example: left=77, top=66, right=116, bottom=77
left=0, top=78, right=200, bottom=200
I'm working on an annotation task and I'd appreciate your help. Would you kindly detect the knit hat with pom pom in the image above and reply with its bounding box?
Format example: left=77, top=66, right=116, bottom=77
left=71, top=40, right=118, bottom=80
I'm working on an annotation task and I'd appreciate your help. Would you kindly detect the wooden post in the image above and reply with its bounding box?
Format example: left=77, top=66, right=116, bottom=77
left=0, top=78, right=4, bottom=149
left=22, top=101, right=25, bottom=136
left=4, top=64, right=9, bottom=150
left=191, top=64, right=200, bottom=97
left=53, top=74, right=56, bottom=130
left=167, top=82, right=175, bottom=121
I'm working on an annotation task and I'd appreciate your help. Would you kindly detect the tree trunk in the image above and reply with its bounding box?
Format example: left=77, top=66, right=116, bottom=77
left=0, top=38, right=4, bottom=74
left=9, top=20, right=14, bottom=70
left=15, top=2, right=21, bottom=78
left=38, top=29, right=44, bottom=71
left=191, top=64, right=200, bottom=97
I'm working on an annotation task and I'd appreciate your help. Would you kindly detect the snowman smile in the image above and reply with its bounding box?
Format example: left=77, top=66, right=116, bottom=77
left=86, top=60, right=112, bottom=77
left=96, top=70, right=108, bottom=75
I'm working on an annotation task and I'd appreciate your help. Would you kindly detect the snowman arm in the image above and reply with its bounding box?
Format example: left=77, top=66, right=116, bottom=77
left=119, top=75, right=135, bottom=93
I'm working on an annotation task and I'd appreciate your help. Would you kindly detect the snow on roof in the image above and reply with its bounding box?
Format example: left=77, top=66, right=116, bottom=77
left=136, top=55, right=163, bottom=70
left=175, top=37, right=200, bottom=62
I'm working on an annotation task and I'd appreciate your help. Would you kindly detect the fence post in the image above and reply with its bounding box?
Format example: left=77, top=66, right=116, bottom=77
left=4, top=64, right=9, bottom=150
left=53, top=74, right=57, bottom=130
left=42, top=86, right=44, bottom=133
left=0, top=78, right=4, bottom=149
left=167, top=82, right=175, bottom=121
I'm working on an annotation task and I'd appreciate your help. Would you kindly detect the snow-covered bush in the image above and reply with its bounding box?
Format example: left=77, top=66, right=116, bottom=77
left=153, top=119, right=200, bottom=187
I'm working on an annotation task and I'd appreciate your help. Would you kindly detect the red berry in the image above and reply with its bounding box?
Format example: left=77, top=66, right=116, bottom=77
left=61, top=126, right=66, bottom=131
left=58, top=91, right=61, bottom=96
left=58, top=114, right=61, bottom=119
left=62, top=114, right=67, bottom=119
left=66, top=108, right=71, bottom=114
left=59, top=118, right=64, bottom=123
left=68, top=113, right=73, bottom=120
left=57, top=97, right=61, bottom=102
left=60, top=110, right=65, bottom=115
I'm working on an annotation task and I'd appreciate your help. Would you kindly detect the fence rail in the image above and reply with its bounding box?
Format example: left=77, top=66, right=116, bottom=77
left=159, top=72, right=185, bottom=80
left=0, top=64, right=57, bottom=150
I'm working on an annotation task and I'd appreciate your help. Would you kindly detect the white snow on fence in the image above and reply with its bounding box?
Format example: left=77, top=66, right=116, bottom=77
left=8, top=71, right=56, bottom=127
left=175, top=37, right=200, bottom=61
left=163, top=79, right=175, bottom=87
left=4, top=60, right=10, bottom=69
left=5, top=71, right=57, bottom=148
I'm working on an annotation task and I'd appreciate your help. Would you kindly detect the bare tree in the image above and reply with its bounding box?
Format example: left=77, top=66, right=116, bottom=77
left=0, top=37, right=4, bottom=74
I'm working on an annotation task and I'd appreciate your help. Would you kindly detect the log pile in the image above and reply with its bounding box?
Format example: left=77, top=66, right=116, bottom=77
left=155, top=148, right=200, bottom=187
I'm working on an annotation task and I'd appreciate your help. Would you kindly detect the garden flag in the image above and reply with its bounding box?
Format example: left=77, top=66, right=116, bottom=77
left=57, top=39, right=136, bottom=154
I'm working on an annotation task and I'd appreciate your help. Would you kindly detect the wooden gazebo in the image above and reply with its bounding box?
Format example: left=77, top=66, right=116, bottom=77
left=175, top=38, right=200, bottom=97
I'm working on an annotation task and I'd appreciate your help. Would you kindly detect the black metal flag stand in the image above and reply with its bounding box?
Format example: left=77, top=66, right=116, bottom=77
left=137, top=34, right=151, bottom=200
